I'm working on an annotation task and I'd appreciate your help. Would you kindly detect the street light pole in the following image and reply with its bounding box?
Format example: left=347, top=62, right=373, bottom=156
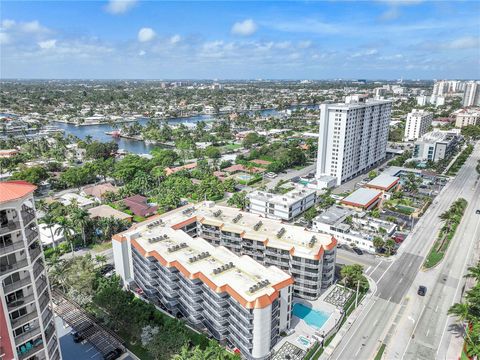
left=355, top=279, right=360, bottom=308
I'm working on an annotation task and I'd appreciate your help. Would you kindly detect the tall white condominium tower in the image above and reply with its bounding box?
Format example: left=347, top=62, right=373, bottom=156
left=316, top=96, right=392, bottom=186
left=463, top=81, right=480, bottom=107
left=0, top=181, right=61, bottom=360
left=404, top=109, right=433, bottom=141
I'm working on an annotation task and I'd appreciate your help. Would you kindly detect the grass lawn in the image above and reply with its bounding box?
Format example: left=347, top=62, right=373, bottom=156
left=374, top=343, right=386, bottom=360
left=88, top=242, right=112, bottom=253
left=223, top=143, right=242, bottom=151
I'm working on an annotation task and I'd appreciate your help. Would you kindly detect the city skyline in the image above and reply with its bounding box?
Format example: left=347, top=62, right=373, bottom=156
left=1, top=0, right=479, bottom=80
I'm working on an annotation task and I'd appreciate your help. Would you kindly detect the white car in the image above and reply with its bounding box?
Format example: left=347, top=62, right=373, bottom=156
left=266, top=172, right=277, bottom=178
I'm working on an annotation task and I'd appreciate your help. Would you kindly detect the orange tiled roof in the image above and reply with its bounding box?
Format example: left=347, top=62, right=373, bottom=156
left=0, top=181, right=37, bottom=204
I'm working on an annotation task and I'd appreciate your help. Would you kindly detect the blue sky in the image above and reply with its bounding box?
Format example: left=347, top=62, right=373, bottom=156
left=1, top=0, right=479, bottom=79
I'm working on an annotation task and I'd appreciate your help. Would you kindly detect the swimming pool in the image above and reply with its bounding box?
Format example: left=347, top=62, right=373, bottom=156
left=235, top=173, right=254, bottom=181
left=297, top=336, right=311, bottom=347
left=292, top=303, right=330, bottom=329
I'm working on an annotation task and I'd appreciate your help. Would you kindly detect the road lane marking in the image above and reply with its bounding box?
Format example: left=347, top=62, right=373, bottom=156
left=366, top=266, right=371, bottom=274
left=370, top=260, right=383, bottom=277
left=435, top=305, right=439, bottom=313
left=400, top=304, right=426, bottom=360
left=426, top=329, right=430, bottom=337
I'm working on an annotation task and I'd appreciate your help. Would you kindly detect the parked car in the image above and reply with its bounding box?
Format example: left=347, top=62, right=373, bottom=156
left=417, top=285, right=427, bottom=296
left=476, top=209, right=480, bottom=215
left=266, top=172, right=277, bottom=178
left=352, top=247, right=363, bottom=255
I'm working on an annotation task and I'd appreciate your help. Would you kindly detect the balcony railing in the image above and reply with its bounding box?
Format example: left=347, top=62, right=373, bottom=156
left=33, top=260, right=45, bottom=279
left=25, top=228, right=39, bottom=246
left=36, top=276, right=48, bottom=296
left=0, top=221, right=20, bottom=236
left=28, top=246, right=42, bottom=263
left=14, top=325, right=41, bottom=346
left=17, top=340, right=44, bottom=360
left=3, top=276, right=32, bottom=295
left=0, top=258, right=29, bottom=277
left=11, top=310, right=39, bottom=329
left=7, top=293, right=35, bottom=312
left=0, top=239, right=25, bottom=256
left=21, top=210, right=35, bottom=226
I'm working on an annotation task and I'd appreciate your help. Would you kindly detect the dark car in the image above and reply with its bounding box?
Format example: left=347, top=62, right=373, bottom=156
left=476, top=209, right=480, bottom=215
left=418, top=285, right=427, bottom=296
left=103, top=348, right=123, bottom=360
left=352, top=247, right=363, bottom=255
left=99, top=264, right=114, bottom=275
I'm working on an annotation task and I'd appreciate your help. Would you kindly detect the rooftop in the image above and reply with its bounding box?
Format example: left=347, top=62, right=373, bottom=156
left=88, top=205, right=132, bottom=221
left=341, top=188, right=382, bottom=208
left=314, top=206, right=354, bottom=226
left=365, top=174, right=400, bottom=191
left=248, top=188, right=316, bottom=207
left=0, top=180, right=37, bottom=204
left=418, top=130, right=459, bottom=143
left=59, top=193, right=95, bottom=207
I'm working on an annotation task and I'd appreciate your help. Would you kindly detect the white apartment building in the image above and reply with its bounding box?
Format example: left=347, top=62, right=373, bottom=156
left=463, top=81, right=480, bottom=107
left=416, top=95, right=428, bottom=106
left=452, top=108, right=480, bottom=128
left=404, top=109, right=433, bottom=141
left=316, top=97, right=392, bottom=186
left=0, top=181, right=61, bottom=360
left=413, top=130, right=461, bottom=162
left=247, top=188, right=317, bottom=221
left=113, top=203, right=337, bottom=358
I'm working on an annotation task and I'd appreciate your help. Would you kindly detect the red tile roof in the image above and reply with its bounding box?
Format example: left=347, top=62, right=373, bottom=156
left=0, top=181, right=37, bottom=204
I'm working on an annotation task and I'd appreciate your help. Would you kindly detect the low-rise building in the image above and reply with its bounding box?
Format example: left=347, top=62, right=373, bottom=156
left=413, top=130, right=461, bottom=162
left=452, top=108, right=480, bottom=128
left=88, top=205, right=133, bottom=222
left=341, top=188, right=383, bottom=211
left=247, top=188, right=317, bottom=221
left=122, top=195, right=158, bottom=218
left=81, top=182, right=119, bottom=202
left=364, top=174, right=400, bottom=197
left=164, top=162, right=198, bottom=176
left=58, top=193, right=95, bottom=209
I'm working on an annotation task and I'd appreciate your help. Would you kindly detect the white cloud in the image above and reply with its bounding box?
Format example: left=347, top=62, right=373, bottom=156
left=0, top=33, right=11, bottom=45
left=380, top=7, right=400, bottom=21
left=38, top=39, right=57, bottom=49
left=20, top=20, right=50, bottom=34
left=138, top=27, right=156, bottom=42
left=170, top=34, right=181, bottom=44
left=351, top=49, right=378, bottom=58
left=298, top=40, right=312, bottom=49
left=105, top=0, right=137, bottom=15
left=1, top=19, right=16, bottom=29
left=139, top=50, right=146, bottom=56
left=444, top=37, right=479, bottom=49
left=231, top=19, right=258, bottom=36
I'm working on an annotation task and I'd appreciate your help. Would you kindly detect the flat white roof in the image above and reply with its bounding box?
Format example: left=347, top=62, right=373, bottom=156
left=59, top=193, right=95, bottom=207
left=248, top=188, right=316, bottom=207
left=366, top=174, right=399, bottom=190
left=342, top=188, right=382, bottom=207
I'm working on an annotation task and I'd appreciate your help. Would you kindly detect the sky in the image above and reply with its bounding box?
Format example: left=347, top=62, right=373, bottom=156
left=1, top=0, right=479, bottom=80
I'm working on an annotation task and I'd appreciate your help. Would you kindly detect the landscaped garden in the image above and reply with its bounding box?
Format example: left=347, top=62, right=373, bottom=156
left=447, top=144, right=473, bottom=175
left=424, top=198, right=468, bottom=268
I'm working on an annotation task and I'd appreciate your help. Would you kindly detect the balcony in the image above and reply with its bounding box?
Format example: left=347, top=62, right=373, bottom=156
left=33, top=260, right=45, bottom=279
left=0, top=258, right=29, bottom=277
left=44, top=322, right=55, bottom=344
left=0, top=221, right=20, bottom=236
left=25, top=227, right=39, bottom=246
left=36, top=276, right=48, bottom=297
left=14, top=325, right=41, bottom=346
left=3, top=276, right=32, bottom=295
left=42, top=307, right=54, bottom=328
left=17, top=338, right=44, bottom=360
left=38, top=291, right=50, bottom=313
left=11, top=310, right=39, bottom=329
left=7, top=293, right=36, bottom=312
left=28, top=246, right=42, bottom=263
left=20, top=208, right=35, bottom=226
left=1, top=244, right=27, bottom=259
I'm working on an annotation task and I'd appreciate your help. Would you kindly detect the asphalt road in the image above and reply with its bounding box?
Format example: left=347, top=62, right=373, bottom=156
left=324, top=142, right=480, bottom=360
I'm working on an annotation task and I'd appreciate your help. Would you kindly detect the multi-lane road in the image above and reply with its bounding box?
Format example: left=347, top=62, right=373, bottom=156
left=323, top=142, right=480, bottom=360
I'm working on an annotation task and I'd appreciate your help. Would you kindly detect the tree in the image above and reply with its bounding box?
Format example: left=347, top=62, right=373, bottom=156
left=204, top=145, right=221, bottom=159
left=39, top=213, right=58, bottom=249
left=340, top=264, right=369, bottom=291
left=11, top=166, right=49, bottom=186
left=70, top=206, right=90, bottom=247
left=384, top=239, right=396, bottom=255
left=227, top=191, right=248, bottom=210
left=303, top=207, right=318, bottom=223
left=368, top=170, right=378, bottom=180
left=55, top=217, right=76, bottom=254
left=373, top=236, right=385, bottom=251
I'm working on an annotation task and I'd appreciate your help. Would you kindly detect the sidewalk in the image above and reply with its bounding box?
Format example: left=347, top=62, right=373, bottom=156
left=319, top=277, right=377, bottom=359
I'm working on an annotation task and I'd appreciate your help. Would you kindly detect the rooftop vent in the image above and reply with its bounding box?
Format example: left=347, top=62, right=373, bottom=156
left=232, top=213, right=243, bottom=224
left=213, top=210, right=222, bottom=218
left=277, top=228, right=286, bottom=238
left=167, top=242, right=188, bottom=253
left=188, top=251, right=210, bottom=263
left=308, top=236, right=317, bottom=248
left=249, top=279, right=271, bottom=293
left=212, top=261, right=235, bottom=275
left=253, top=221, right=263, bottom=231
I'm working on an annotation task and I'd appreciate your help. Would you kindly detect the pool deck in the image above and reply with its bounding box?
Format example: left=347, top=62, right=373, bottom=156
left=273, top=290, right=342, bottom=353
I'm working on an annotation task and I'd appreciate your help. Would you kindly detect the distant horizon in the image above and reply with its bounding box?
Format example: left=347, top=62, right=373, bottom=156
left=1, top=1, right=479, bottom=79
left=1, top=78, right=478, bottom=82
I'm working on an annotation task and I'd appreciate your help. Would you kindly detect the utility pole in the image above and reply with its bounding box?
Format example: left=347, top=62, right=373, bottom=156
left=355, top=279, right=360, bottom=308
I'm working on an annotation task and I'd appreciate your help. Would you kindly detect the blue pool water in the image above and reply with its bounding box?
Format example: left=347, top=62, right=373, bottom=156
left=292, top=303, right=330, bottom=329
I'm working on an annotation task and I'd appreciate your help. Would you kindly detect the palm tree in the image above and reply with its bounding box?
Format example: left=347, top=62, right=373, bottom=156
left=95, top=255, right=107, bottom=268
left=55, top=218, right=76, bottom=255
left=71, top=207, right=90, bottom=248
left=172, top=345, right=191, bottom=360
left=448, top=302, right=473, bottom=343
left=39, top=213, right=58, bottom=249
left=465, top=263, right=480, bottom=282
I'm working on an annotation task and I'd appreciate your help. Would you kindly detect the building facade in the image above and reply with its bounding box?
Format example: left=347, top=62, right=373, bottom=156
left=113, top=204, right=337, bottom=358
left=247, top=188, right=317, bottom=221
left=453, top=108, right=480, bottom=128
left=0, top=181, right=61, bottom=360
left=404, top=109, right=433, bottom=141
left=316, top=98, right=392, bottom=185
left=463, top=81, right=480, bottom=107
left=413, top=130, right=461, bottom=162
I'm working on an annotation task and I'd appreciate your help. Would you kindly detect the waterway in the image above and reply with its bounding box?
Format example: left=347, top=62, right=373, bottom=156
left=4, top=105, right=318, bottom=154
